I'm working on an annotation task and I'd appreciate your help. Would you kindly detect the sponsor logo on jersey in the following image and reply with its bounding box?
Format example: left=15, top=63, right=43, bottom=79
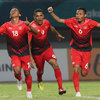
left=8, top=27, right=12, bottom=30
left=74, top=25, right=78, bottom=28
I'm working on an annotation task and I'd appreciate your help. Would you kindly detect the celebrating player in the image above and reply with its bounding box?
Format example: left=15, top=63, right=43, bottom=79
left=48, top=7, right=100, bottom=97
left=28, top=9, right=66, bottom=95
left=0, top=8, right=38, bottom=98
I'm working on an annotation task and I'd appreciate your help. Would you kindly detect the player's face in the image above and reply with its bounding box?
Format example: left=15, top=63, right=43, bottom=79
left=34, top=12, right=44, bottom=25
left=76, top=10, right=86, bottom=23
left=10, top=8, right=21, bottom=18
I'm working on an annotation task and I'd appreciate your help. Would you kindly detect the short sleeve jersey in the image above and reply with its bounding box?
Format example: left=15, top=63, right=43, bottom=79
left=28, top=19, right=51, bottom=55
left=64, top=17, right=98, bottom=51
left=0, top=20, right=30, bottom=56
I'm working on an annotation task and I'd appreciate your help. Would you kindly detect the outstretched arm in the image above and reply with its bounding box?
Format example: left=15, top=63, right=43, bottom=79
left=48, top=7, right=64, bottom=24
left=25, top=17, right=38, bottom=35
left=97, top=23, right=100, bottom=28
left=50, top=26, right=64, bottom=41
left=0, top=23, right=7, bottom=35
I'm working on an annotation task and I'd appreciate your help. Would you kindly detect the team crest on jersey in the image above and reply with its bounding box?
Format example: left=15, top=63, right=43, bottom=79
left=45, top=26, right=47, bottom=29
left=8, top=27, right=12, bottom=29
left=19, top=27, right=22, bottom=30
left=74, top=25, right=78, bottom=28
left=84, top=26, right=87, bottom=29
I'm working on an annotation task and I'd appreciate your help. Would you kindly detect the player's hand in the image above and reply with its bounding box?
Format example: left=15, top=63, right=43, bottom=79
left=30, top=56, right=36, bottom=69
left=56, top=34, right=65, bottom=41
left=48, top=7, right=53, bottom=13
left=25, top=17, right=30, bottom=26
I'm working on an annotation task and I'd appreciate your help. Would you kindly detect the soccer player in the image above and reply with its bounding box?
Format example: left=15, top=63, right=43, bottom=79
left=0, top=8, right=38, bottom=98
left=28, top=9, right=66, bottom=95
left=48, top=7, right=100, bottom=97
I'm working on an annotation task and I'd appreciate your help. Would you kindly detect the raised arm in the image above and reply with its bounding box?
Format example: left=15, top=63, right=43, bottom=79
left=48, top=7, right=65, bottom=24
left=50, top=26, right=64, bottom=41
left=25, top=17, right=38, bottom=35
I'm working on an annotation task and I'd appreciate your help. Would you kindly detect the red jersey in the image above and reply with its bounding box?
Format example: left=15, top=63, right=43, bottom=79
left=64, top=17, right=98, bottom=51
left=28, top=19, right=51, bottom=55
left=0, top=20, right=30, bottom=56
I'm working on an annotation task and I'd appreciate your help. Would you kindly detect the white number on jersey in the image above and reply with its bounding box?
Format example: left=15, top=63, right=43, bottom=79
left=41, top=30, right=45, bottom=35
left=85, top=63, right=88, bottom=69
left=12, top=31, right=19, bottom=36
left=79, top=29, right=83, bottom=34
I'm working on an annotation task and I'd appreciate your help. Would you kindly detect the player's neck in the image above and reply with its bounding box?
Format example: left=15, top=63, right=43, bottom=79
left=78, top=19, right=85, bottom=24
left=11, top=17, right=20, bottom=24
left=35, top=22, right=42, bottom=26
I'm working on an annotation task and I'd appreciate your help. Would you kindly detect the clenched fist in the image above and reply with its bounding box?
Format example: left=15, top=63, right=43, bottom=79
left=48, top=7, right=54, bottom=13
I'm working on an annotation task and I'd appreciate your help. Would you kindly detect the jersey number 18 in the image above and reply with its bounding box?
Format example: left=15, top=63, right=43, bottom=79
left=12, top=31, right=19, bottom=37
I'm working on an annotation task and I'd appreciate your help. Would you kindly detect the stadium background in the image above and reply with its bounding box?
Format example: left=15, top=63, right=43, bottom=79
left=0, top=0, right=100, bottom=82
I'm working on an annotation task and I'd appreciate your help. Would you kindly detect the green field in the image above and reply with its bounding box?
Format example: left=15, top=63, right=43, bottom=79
left=0, top=81, right=100, bottom=100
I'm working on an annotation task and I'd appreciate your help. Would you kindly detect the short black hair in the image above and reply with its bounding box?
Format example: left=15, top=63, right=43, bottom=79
left=33, top=8, right=44, bottom=16
left=77, top=7, right=87, bottom=14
